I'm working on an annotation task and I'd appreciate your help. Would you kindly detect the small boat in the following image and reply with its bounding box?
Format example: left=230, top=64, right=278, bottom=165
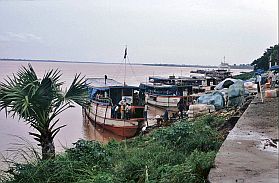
left=190, top=69, right=207, bottom=74
left=84, top=77, right=145, bottom=138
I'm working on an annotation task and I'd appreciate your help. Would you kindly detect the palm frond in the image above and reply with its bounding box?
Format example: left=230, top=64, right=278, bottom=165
left=50, top=124, right=67, bottom=140
left=0, top=64, right=41, bottom=121
left=64, top=74, right=89, bottom=107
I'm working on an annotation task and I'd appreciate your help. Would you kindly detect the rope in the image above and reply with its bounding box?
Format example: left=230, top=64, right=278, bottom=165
left=127, top=56, right=141, bottom=84
left=109, top=48, right=141, bottom=85
left=110, top=59, right=125, bottom=82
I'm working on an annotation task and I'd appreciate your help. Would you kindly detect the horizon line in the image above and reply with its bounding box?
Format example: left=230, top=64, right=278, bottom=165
left=0, top=58, right=252, bottom=68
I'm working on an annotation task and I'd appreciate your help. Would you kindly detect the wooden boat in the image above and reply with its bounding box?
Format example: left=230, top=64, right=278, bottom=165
left=84, top=78, right=145, bottom=138
left=190, top=69, right=207, bottom=74
left=191, top=60, right=232, bottom=82
left=139, top=76, right=201, bottom=110
left=205, top=61, right=232, bottom=81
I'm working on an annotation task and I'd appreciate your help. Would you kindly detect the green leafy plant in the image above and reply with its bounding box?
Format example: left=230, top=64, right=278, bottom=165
left=66, top=139, right=111, bottom=167
left=0, top=64, right=89, bottom=160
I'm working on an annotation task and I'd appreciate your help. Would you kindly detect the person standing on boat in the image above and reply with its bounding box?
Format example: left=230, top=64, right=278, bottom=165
left=111, top=105, right=117, bottom=118
left=121, top=103, right=126, bottom=119
left=125, top=104, right=131, bottom=119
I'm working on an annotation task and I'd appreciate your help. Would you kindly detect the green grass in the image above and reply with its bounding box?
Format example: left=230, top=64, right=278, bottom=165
left=2, top=115, right=225, bottom=183
left=233, top=71, right=254, bottom=80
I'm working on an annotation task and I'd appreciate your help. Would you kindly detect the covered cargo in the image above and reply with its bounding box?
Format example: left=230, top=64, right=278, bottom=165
left=215, top=78, right=238, bottom=90
left=244, top=81, right=257, bottom=93
left=197, top=91, right=225, bottom=110
left=265, top=89, right=278, bottom=98
left=227, top=80, right=245, bottom=107
left=187, top=104, right=215, bottom=118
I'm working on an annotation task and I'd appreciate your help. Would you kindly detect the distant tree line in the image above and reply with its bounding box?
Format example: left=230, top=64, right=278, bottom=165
left=251, top=44, right=278, bottom=71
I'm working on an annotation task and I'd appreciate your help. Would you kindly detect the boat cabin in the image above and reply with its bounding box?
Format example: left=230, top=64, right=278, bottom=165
left=86, top=78, right=144, bottom=119
left=87, top=78, right=142, bottom=106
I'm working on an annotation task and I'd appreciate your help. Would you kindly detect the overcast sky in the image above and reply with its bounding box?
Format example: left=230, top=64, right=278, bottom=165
left=0, top=0, right=277, bottom=65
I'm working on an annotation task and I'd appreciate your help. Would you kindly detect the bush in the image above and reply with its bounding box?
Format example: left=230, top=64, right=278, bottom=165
left=152, top=118, right=223, bottom=153
left=5, top=116, right=225, bottom=183
left=66, top=139, right=111, bottom=167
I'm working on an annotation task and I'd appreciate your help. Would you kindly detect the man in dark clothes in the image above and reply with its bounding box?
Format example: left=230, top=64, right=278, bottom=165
left=163, top=109, right=169, bottom=122
left=111, top=105, right=116, bottom=118
left=177, top=98, right=185, bottom=119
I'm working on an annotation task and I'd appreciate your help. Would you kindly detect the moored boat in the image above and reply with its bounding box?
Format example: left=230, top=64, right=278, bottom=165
left=84, top=78, right=145, bottom=138
left=139, top=76, right=201, bottom=111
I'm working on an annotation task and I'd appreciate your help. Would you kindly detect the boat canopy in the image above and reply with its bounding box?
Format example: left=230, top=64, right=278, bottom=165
left=149, top=76, right=203, bottom=86
left=86, top=78, right=123, bottom=88
left=139, top=83, right=178, bottom=96
left=86, top=78, right=140, bottom=105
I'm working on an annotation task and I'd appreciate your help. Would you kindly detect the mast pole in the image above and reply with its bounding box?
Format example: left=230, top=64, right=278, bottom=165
left=124, top=45, right=127, bottom=86
left=124, top=56, right=126, bottom=86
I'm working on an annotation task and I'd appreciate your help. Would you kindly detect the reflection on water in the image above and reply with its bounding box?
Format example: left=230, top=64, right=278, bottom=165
left=80, top=104, right=169, bottom=143
left=82, top=111, right=124, bottom=143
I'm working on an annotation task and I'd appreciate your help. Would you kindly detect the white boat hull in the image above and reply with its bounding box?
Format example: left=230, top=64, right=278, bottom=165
left=146, top=94, right=181, bottom=109
left=84, top=102, right=144, bottom=137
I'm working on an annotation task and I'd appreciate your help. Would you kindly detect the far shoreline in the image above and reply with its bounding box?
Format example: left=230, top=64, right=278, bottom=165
left=0, top=58, right=253, bottom=70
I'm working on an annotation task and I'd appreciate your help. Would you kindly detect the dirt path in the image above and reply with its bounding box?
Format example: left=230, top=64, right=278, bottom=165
left=208, top=95, right=278, bottom=183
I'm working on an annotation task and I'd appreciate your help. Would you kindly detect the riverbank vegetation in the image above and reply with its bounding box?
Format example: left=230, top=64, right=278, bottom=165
left=2, top=115, right=227, bottom=183
left=251, top=44, right=278, bottom=71
left=233, top=71, right=254, bottom=80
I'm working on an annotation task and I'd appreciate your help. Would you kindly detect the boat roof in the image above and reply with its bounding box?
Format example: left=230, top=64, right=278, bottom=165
left=86, top=78, right=138, bottom=89
left=86, top=78, right=123, bottom=88
left=149, top=76, right=204, bottom=81
left=140, top=82, right=177, bottom=88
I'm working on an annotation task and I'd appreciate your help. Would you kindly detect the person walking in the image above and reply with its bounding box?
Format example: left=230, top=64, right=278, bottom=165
left=256, top=73, right=262, bottom=93
left=271, top=71, right=276, bottom=88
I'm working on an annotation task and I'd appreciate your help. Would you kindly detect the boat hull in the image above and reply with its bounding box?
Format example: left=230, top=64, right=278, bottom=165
left=84, top=103, right=144, bottom=138
left=146, top=94, right=181, bottom=110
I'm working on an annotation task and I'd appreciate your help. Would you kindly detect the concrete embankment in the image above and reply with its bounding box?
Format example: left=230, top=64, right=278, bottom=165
left=208, top=95, right=278, bottom=183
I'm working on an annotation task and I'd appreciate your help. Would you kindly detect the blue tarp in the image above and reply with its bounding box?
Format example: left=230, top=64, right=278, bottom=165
left=88, top=87, right=109, bottom=100
left=227, top=81, right=245, bottom=107
left=255, top=69, right=264, bottom=75
left=228, top=80, right=244, bottom=98
left=269, top=65, right=279, bottom=71
left=197, top=91, right=225, bottom=110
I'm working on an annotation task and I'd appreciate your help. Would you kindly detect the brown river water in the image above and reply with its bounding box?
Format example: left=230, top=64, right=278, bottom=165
left=0, top=60, right=250, bottom=166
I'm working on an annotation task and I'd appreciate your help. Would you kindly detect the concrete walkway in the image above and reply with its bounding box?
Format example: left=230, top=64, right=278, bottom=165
left=208, top=96, right=278, bottom=183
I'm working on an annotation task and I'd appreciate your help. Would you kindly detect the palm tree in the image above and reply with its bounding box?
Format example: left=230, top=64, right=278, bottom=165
left=0, top=64, right=89, bottom=160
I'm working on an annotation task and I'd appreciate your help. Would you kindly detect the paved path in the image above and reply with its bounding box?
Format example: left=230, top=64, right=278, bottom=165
left=208, top=95, right=278, bottom=183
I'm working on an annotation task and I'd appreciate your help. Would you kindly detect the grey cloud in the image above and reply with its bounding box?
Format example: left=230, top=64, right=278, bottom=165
left=0, top=32, right=42, bottom=43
